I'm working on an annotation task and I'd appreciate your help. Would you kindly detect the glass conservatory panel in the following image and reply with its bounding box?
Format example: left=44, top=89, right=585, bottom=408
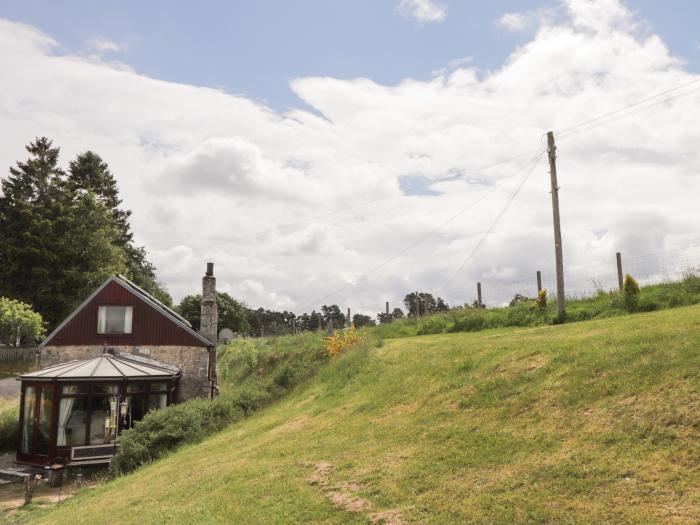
left=148, top=394, right=167, bottom=411
left=37, top=387, right=53, bottom=455
left=89, top=396, right=117, bottom=444
left=57, top=397, right=87, bottom=446
left=21, top=387, right=36, bottom=454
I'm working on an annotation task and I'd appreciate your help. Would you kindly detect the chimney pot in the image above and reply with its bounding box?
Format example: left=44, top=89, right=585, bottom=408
left=206, top=262, right=214, bottom=276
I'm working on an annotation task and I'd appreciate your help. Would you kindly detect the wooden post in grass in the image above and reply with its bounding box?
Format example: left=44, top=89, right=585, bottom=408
left=616, top=252, right=624, bottom=291
left=477, top=282, right=483, bottom=309
left=537, top=271, right=542, bottom=292
left=547, top=131, right=566, bottom=318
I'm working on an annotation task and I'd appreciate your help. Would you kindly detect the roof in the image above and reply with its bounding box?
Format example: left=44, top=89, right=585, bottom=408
left=21, top=352, right=181, bottom=381
left=39, top=275, right=213, bottom=349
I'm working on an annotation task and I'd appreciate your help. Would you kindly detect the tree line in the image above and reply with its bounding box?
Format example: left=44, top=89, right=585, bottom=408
left=173, top=291, right=450, bottom=337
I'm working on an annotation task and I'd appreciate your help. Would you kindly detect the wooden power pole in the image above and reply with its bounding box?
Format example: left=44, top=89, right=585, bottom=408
left=616, top=252, right=624, bottom=291
left=547, top=131, right=566, bottom=318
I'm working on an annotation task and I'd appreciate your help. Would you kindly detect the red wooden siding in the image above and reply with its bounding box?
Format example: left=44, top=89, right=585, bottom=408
left=47, top=280, right=208, bottom=347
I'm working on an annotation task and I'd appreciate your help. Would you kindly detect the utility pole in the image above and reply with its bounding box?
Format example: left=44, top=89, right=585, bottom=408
left=477, top=282, right=483, bottom=309
left=547, top=131, right=566, bottom=319
left=415, top=291, right=420, bottom=317
left=347, top=307, right=351, bottom=326
left=536, top=271, right=542, bottom=293
left=616, top=252, right=624, bottom=291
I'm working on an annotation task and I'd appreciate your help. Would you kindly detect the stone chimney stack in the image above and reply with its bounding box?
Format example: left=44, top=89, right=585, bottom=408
left=200, top=262, right=218, bottom=344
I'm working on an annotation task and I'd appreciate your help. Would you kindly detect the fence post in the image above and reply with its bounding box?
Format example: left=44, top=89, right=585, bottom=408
left=477, top=282, right=483, bottom=309
left=536, top=271, right=542, bottom=293
left=616, top=252, right=624, bottom=291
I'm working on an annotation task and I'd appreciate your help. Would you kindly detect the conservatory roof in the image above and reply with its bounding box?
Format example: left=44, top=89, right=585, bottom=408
left=21, top=352, right=180, bottom=381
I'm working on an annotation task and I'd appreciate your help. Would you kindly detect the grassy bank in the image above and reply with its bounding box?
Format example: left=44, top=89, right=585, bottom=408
left=22, top=304, right=700, bottom=524
left=369, top=272, right=700, bottom=339
left=112, top=330, right=329, bottom=474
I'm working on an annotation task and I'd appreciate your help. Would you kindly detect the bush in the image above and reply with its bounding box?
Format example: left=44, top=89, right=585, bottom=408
left=623, top=274, right=641, bottom=311
left=113, top=335, right=330, bottom=475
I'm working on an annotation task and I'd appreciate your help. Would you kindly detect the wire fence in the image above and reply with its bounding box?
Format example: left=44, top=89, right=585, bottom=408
left=442, top=243, right=700, bottom=308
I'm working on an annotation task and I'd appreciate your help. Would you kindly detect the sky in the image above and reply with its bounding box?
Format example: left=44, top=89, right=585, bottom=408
left=1, top=0, right=699, bottom=313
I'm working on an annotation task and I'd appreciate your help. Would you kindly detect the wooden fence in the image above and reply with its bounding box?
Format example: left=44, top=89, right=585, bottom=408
left=0, top=346, right=37, bottom=363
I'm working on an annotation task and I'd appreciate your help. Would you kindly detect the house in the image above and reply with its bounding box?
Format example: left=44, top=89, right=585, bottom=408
left=15, top=264, right=219, bottom=467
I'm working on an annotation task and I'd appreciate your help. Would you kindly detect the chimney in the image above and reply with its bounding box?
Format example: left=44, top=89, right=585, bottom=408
left=200, top=262, right=218, bottom=344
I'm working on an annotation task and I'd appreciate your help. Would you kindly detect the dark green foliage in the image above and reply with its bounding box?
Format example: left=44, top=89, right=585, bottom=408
left=245, top=306, right=296, bottom=336
left=509, top=294, right=533, bottom=307
left=404, top=292, right=449, bottom=317
left=177, top=292, right=248, bottom=334
left=112, top=397, right=243, bottom=474
left=352, top=313, right=375, bottom=328
left=0, top=139, right=171, bottom=328
left=113, top=333, right=329, bottom=475
left=320, top=304, right=346, bottom=328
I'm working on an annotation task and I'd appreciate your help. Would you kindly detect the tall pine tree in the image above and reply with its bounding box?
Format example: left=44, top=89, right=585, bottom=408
left=68, top=152, right=172, bottom=306
left=0, top=138, right=170, bottom=329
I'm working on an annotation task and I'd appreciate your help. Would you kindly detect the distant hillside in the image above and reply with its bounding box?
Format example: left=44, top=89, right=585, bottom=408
left=23, top=305, right=700, bottom=524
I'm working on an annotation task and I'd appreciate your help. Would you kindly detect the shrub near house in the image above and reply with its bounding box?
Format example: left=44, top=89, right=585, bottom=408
left=0, top=297, right=45, bottom=347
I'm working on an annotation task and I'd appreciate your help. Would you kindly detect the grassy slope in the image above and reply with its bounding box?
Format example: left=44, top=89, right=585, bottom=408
left=28, top=305, right=700, bottom=524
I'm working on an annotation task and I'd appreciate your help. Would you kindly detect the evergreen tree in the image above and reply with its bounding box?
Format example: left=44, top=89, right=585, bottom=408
left=0, top=138, right=162, bottom=328
left=68, top=151, right=172, bottom=305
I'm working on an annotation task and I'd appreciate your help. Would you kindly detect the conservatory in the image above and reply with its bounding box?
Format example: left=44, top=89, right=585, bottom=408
left=16, top=350, right=180, bottom=467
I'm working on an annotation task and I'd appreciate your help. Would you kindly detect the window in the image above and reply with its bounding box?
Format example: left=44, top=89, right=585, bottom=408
left=97, top=306, right=133, bottom=334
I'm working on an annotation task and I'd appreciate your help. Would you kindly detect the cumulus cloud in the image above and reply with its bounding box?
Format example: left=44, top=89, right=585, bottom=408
left=398, top=0, right=447, bottom=23
left=0, top=0, right=699, bottom=313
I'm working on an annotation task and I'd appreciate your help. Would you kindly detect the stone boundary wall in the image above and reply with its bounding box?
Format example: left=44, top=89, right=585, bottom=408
left=41, top=345, right=211, bottom=400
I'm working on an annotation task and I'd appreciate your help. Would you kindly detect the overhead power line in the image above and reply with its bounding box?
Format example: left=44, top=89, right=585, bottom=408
left=557, top=77, right=700, bottom=138
left=296, top=151, right=545, bottom=313
left=438, top=151, right=545, bottom=292
left=224, top=147, right=543, bottom=243
left=228, top=76, right=700, bottom=245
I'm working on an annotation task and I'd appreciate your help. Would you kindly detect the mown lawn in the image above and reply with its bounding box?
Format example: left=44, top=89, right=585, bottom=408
left=17, top=305, right=700, bottom=524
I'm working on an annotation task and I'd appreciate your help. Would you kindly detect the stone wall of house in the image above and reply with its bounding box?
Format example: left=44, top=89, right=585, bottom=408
left=40, top=345, right=211, bottom=400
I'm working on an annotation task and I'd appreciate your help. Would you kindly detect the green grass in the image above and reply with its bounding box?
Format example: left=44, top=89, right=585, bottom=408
left=0, top=396, right=19, bottom=452
left=20, top=304, right=700, bottom=524
left=368, top=272, right=700, bottom=339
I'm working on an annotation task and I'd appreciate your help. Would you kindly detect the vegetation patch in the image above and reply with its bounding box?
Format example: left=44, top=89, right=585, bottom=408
left=369, top=272, right=700, bottom=340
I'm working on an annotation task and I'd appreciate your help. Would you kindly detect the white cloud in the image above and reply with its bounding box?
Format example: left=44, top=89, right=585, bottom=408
left=86, top=37, right=125, bottom=54
left=398, top=0, right=447, bottom=23
left=1, top=0, right=699, bottom=314
left=496, top=8, right=557, bottom=33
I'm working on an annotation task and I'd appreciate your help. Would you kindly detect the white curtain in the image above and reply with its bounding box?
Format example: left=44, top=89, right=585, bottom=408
left=97, top=306, right=107, bottom=333
left=21, top=387, right=36, bottom=454
left=124, top=306, right=133, bottom=333
left=57, top=385, right=80, bottom=446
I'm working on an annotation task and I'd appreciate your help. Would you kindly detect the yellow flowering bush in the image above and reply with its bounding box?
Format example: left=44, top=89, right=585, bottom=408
left=324, top=324, right=361, bottom=357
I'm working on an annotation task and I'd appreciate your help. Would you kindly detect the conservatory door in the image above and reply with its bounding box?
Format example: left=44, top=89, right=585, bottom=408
left=20, top=383, right=54, bottom=462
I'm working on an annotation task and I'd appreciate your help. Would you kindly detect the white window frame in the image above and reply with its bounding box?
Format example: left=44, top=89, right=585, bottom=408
left=97, top=306, right=133, bottom=334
